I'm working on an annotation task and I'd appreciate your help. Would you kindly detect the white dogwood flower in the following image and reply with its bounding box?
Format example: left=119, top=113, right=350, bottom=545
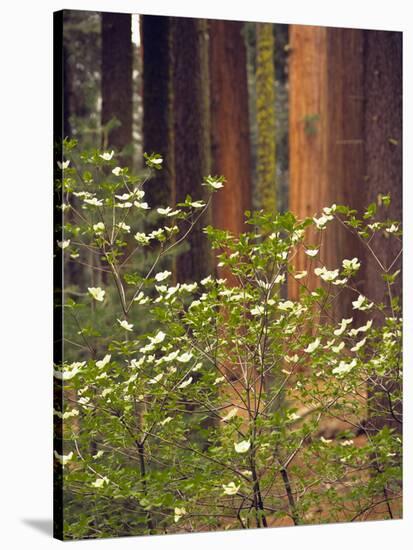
left=96, top=354, right=111, bottom=369
left=251, top=305, right=265, bottom=316
left=84, top=197, right=103, bottom=207
left=332, top=359, right=357, bottom=376
left=57, top=239, right=70, bottom=249
left=178, top=377, right=193, bottom=389
left=53, top=361, right=85, bottom=381
left=351, top=338, right=367, bottom=352
left=134, top=201, right=149, bottom=209
left=149, top=331, right=166, bottom=345
left=222, top=482, right=240, bottom=495
left=221, top=408, right=238, bottom=422
left=352, top=294, right=373, bottom=311
left=334, top=317, right=353, bottom=336
left=117, top=222, right=130, bottom=232
left=57, top=159, right=70, bottom=170
left=342, top=257, right=361, bottom=271
left=386, top=224, right=399, bottom=233
left=305, top=248, right=319, bottom=257
left=99, top=150, right=114, bottom=161
left=54, top=450, right=73, bottom=466
left=91, top=476, right=109, bottom=488
left=155, top=271, right=171, bottom=282
left=304, top=338, right=320, bottom=353
left=177, top=352, right=193, bottom=363
left=117, top=319, right=133, bottom=331
left=313, top=213, right=334, bottom=229
left=93, top=222, right=105, bottom=234
left=234, top=440, right=251, bottom=454
left=174, top=507, right=186, bottom=523
left=314, top=266, right=339, bottom=282
left=88, top=287, right=105, bottom=302
left=134, top=232, right=151, bottom=245
left=332, top=341, right=345, bottom=353
left=148, top=373, right=163, bottom=384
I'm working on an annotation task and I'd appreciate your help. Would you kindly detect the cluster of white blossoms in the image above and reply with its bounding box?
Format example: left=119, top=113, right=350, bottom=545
left=313, top=212, right=334, bottom=230
left=154, top=282, right=198, bottom=304
left=54, top=361, right=85, bottom=381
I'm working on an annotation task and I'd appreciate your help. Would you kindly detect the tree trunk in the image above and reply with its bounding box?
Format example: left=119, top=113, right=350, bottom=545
left=170, top=17, right=212, bottom=283
left=101, top=13, right=133, bottom=159
left=209, top=19, right=252, bottom=282
left=363, top=30, right=402, bottom=433
left=256, top=23, right=277, bottom=212
left=288, top=25, right=365, bottom=320
left=142, top=15, right=174, bottom=208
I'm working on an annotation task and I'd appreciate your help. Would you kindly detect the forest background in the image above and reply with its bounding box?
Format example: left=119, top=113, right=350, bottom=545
left=0, top=1, right=410, bottom=550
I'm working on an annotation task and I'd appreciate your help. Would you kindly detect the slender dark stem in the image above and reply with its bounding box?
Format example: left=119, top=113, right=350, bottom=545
left=135, top=440, right=155, bottom=532
left=280, top=467, right=300, bottom=525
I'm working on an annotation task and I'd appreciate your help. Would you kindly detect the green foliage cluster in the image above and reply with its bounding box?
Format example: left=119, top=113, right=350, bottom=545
left=55, top=143, right=402, bottom=538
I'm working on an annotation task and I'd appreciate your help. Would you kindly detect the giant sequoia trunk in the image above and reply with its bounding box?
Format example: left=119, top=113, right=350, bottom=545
left=209, top=19, right=252, bottom=283
left=363, top=30, right=402, bottom=433
left=170, top=17, right=212, bottom=283
left=288, top=25, right=365, bottom=320
left=289, top=25, right=402, bottom=432
left=142, top=15, right=174, bottom=208
left=101, top=13, right=133, bottom=157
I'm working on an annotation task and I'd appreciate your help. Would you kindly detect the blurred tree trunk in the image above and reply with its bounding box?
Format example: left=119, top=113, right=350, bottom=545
left=256, top=23, right=276, bottom=212
left=288, top=25, right=365, bottom=321
left=170, top=17, right=213, bottom=283
left=209, top=19, right=252, bottom=282
left=142, top=15, right=174, bottom=208
left=363, top=30, right=402, bottom=433
left=101, top=13, right=133, bottom=159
